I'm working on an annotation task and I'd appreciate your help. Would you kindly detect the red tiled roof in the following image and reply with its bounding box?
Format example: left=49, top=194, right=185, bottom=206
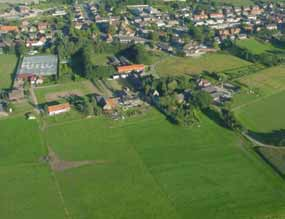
left=0, top=26, right=18, bottom=32
left=48, top=103, right=70, bottom=113
left=117, top=64, right=145, bottom=74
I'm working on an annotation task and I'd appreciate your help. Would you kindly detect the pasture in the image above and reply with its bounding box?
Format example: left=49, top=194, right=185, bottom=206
left=0, top=117, right=65, bottom=219
left=0, top=54, right=18, bottom=89
left=236, top=38, right=279, bottom=55
left=155, top=53, right=252, bottom=76
left=231, top=66, right=285, bottom=133
left=44, top=109, right=285, bottom=219
left=213, top=0, right=253, bottom=6
left=235, top=90, right=285, bottom=133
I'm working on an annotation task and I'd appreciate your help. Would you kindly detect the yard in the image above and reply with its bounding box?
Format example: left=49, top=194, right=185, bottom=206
left=0, top=54, right=18, bottom=89
left=155, top=53, right=252, bottom=76
left=236, top=38, right=281, bottom=55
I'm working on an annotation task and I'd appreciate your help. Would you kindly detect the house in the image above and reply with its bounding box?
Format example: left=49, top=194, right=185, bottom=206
left=117, top=64, right=145, bottom=74
left=0, top=26, right=18, bottom=33
left=48, top=103, right=71, bottom=116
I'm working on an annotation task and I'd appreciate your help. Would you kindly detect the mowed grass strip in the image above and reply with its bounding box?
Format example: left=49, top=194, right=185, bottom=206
left=0, top=165, right=65, bottom=219
left=0, top=117, right=45, bottom=166
left=0, top=54, right=17, bottom=89
left=45, top=110, right=285, bottom=219
left=155, top=53, right=252, bottom=76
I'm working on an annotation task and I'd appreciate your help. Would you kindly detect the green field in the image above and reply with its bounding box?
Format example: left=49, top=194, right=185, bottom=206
left=2, top=110, right=285, bottom=219
left=235, top=90, right=285, bottom=133
left=155, top=53, right=252, bottom=76
left=0, top=54, right=18, bottom=89
left=236, top=38, right=281, bottom=55
left=43, top=110, right=285, bottom=219
left=231, top=66, right=285, bottom=133
left=214, top=0, right=253, bottom=6
left=34, top=80, right=95, bottom=104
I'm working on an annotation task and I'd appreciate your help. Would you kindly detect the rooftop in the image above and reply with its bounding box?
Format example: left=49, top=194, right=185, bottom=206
left=17, top=55, right=58, bottom=77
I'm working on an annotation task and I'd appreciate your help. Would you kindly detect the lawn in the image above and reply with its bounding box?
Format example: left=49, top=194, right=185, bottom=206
left=155, top=53, right=252, bottom=76
left=44, top=109, right=285, bottom=219
left=236, top=38, right=281, bottom=55
left=0, top=54, right=18, bottom=89
left=91, top=53, right=112, bottom=66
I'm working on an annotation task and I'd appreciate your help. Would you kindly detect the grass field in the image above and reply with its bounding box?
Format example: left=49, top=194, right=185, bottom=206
left=0, top=54, right=18, bottom=89
left=236, top=38, right=281, bottom=55
left=214, top=0, right=253, bottom=6
left=231, top=65, right=285, bottom=133
left=155, top=53, right=252, bottom=76
left=43, top=110, right=285, bottom=219
left=34, top=80, right=96, bottom=104
left=235, top=90, right=285, bottom=133
left=0, top=116, right=66, bottom=219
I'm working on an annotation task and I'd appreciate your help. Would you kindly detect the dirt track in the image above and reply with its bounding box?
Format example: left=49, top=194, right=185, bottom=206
left=47, top=146, right=108, bottom=172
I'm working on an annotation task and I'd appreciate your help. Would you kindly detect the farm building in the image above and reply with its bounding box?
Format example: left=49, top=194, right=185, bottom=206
left=47, top=103, right=71, bottom=116
left=16, top=55, right=58, bottom=81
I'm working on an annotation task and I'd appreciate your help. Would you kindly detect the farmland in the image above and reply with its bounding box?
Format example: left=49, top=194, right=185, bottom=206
left=1, top=107, right=285, bottom=219
left=0, top=54, right=18, bottom=90
left=231, top=66, right=285, bottom=133
left=155, top=53, right=252, bottom=76
left=236, top=38, right=280, bottom=55
left=43, top=110, right=285, bottom=219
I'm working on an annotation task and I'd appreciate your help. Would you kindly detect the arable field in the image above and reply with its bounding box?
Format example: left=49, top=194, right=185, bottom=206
left=0, top=54, right=18, bottom=89
left=155, top=53, right=252, bottom=76
left=44, top=110, right=285, bottom=219
left=236, top=38, right=281, bottom=55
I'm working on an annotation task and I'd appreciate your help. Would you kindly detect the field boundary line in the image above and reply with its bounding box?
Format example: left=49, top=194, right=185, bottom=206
left=38, top=121, right=72, bottom=219
left=128, top=144, right=183, bottom=219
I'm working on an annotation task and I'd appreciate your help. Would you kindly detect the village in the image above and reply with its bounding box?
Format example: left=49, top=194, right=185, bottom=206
left=0, top=0, right=284, bottom=122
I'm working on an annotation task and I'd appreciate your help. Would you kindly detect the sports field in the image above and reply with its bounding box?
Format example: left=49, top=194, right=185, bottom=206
left=42, top=110, right=285, bottom=219
left=0, top=54, right=18, bottom=89
left=155, top=53, right=252, bottom=76
left=236, top=38, right=281, bottom=55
